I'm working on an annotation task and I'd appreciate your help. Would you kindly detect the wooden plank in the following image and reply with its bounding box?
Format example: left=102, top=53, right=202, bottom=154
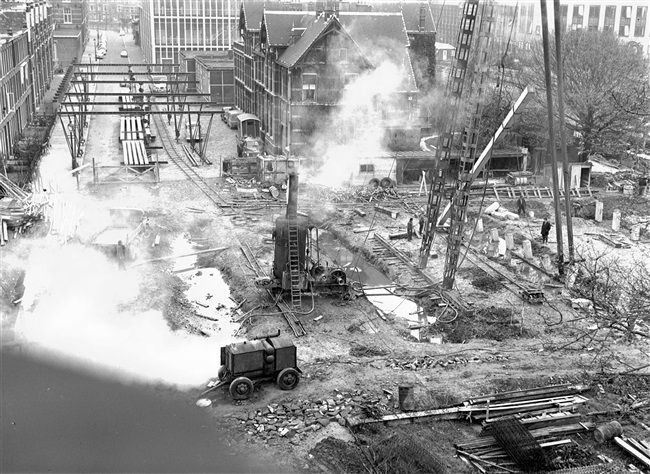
left=119, top=117, right=125, bottom=142
left=615, top=437, right=650, bottom=468
left=375, top=205, right=398, bottom=219
left=122, top=140, right=128, bottom=165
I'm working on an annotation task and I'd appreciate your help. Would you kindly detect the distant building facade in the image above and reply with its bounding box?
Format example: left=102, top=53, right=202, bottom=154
left=87, top=0, right=140, bottom=32
left=234, top=2, right=435, bottom=158
left=1, top=0, right=54, bottom=166
left=50, top=0, right=89, bottom=69
left=430, top=1, right=650, bottom=58
left=139, top=0, right=240, bottom=68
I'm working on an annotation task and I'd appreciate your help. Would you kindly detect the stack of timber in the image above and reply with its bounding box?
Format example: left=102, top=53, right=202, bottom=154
left=119, top=116, right=145, bottom=141
left=0, top=174, right=48, bottom=240
left=614, top=436, right=650, bottom=469
left=122, top=140, right=149, bottom=165
left=456, top=422, right=595, bottom=472
left=347, top=384, right=590, bottom=429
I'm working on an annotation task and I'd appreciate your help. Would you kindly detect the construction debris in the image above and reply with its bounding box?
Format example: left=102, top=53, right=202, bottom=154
left=614, top=436, right=650, bottom=469
left=0, top=174, right=47, bottom=231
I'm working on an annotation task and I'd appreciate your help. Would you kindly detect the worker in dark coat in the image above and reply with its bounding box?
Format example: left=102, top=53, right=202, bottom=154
left=418, top=215, right=425, bottom=236
left=407, top=218, right=414, bottom=241
left=517, top=194, right=527, bottom=217
left=541, top=218, right=552, bottom=244
left=116, top=240, right=127, bottom=270
left=639, top=175, right=648, bottom=196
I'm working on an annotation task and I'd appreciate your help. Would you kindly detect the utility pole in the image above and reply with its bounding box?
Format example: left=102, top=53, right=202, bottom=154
left=553, top=0, right=575, bottom=262
left=540, top=0, right=564, bottom=275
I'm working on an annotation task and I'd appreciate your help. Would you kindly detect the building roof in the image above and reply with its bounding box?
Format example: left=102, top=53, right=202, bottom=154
left=262, top=11, right=316, bottom=47
left=240, top=1, right=265, bottom=32
left=395, top=2, right=436, bottom=34
left=339, top=12, right=416, bottom=90
left=436, top=42, right=455, bottom=50
left=195, top=55, right=234, bottom=68
left=273, top=10, right=416, bottom=91
left=277, top=14, right=330, bottom=67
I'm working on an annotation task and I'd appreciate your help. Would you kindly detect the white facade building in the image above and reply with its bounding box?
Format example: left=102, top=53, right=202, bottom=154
left=139, top=0, right=240, bottom=66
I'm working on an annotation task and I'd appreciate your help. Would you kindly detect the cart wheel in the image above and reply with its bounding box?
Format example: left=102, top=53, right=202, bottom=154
left=217, top=365, right=228, bottom=381
left=368, top=178, right=380, bottom=188
left=277, top=368, right=300, bottom=390
left=380, top=177, right=394, bottom=189
left=229, top=377, right=254, bottom=400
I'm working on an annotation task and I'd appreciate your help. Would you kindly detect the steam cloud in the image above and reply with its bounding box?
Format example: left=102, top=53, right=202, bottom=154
left=15, top=241, right=233, bottom=388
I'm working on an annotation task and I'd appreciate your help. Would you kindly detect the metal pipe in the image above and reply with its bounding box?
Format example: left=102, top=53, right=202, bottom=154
left=540, top=0, right=565, bottom=275
left=287, top=173, right=299, bottom=218
left=553, top=0, right=574, bottom=262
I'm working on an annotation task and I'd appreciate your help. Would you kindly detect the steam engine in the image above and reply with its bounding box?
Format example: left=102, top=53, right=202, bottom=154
left=254, top=173, right=350, bottom=297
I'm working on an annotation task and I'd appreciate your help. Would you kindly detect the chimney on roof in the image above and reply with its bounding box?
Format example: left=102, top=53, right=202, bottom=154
left=419, top=4, right=426, bottom=32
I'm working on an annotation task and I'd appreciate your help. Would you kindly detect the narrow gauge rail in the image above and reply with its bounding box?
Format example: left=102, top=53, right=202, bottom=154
left=151, top=102, right=231, bottom=209
left=240, top=243, right=306, bottom=337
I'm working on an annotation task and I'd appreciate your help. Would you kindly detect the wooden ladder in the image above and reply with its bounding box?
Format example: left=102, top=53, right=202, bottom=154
left=288, top=220, right=301, bottom=309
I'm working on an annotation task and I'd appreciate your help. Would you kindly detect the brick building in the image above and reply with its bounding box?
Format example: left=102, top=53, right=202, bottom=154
left=1, top=0, right=54, bottom=169
left=234, top=2, right=435, bottom=158
left=51, top=0, right=89, bottom=70
left=87, top=0, right=139, bottom=32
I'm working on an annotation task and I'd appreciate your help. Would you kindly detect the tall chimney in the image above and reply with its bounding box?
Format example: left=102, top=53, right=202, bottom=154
left=286, top=173, right=299, bottom=218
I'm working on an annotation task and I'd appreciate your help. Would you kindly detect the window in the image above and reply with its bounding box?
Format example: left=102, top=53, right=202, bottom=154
left=620, top=6, right=632, bottom=36
left=635, top=7, right=647, bottom=37
left=302, top=73, right=316, bottom=101
left=571, top=5, right=584, bottom=29
left=588, top=5, right=600, bottom=31
left=359, top=164, right=374, bottom=173
left=344, top=73, right=358, bottom=86
left=63, top=7, right=72, bottom=23
left=338, top=48, right=347, bottom=63
left=604, top=5, right=616, bottom=32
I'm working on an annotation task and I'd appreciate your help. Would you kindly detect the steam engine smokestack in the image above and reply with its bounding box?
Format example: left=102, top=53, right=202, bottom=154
left=287, top=173, right=299, bottom=219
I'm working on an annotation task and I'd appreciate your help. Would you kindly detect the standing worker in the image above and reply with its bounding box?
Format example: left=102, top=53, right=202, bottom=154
left=167, top=113, right=172, bottom=125
left=639, top=175, right=648, bottom=196
left=175, top=127, right=180, bottom=143
left=407, top=217, right=414, bottom=241
left=517, top=194, right=527, bottom=217
left=116, top=240, right=127, bottom=271
left=418, top=215, right=425, bottom=237
left=541, top=218, right=552, bottom=244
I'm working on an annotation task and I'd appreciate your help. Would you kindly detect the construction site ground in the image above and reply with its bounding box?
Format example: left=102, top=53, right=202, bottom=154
left=2, top=111, right=650, bottom=471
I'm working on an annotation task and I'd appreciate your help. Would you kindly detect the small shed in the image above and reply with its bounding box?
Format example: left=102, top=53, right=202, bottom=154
left=435, top=42, right=455, bottom=62
left=195, top=52, right=235, bottom=108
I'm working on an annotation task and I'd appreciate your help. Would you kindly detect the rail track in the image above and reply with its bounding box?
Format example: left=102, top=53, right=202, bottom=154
left=240, top=243, right=306, bottom=337
left=150, top=102, right=231, bottom=209
left=372, top=234, right=435, bottom=288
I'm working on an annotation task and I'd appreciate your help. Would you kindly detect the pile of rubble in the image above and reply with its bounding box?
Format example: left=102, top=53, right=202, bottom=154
left=226, top=390, right=390, bottom=444
left=0, top=174, right=47, bottom=240
left=385, top=353, right=510, bottom=371
left=304, top=184, right=401, bottom=204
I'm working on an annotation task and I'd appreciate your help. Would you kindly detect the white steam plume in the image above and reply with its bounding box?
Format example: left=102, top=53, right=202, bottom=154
left=15, top=241, right=233, bottom=388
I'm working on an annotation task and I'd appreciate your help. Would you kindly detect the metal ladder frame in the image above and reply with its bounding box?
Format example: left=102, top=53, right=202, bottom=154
left=287, top=219, right=301, bottom=309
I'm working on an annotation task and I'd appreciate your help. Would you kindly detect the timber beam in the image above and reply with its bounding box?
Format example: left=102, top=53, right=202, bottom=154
left=73, top=63, right=180, bottom=67
left=61, top=101, right=213, bottom=106
left=63, top=92, right=209, bottom=96
left=57, top=111, right=219, bottom=116
left=70, top=80, right=198, bottom=84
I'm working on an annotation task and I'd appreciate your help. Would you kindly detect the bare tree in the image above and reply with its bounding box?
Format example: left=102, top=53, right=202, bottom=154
left=560, top=242, right=650, bottom=368
left=512, top=29, right=650, bottom=158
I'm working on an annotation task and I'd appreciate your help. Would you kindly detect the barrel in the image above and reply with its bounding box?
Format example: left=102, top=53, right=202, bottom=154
left=630, top=225, right=640, bottom=242
left=398, top=385, right=415, bottom=411
left=593, top=421, right=623, bottom=443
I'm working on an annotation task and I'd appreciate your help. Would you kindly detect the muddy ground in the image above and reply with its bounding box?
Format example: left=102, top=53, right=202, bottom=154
left=2, top=119, right=650, bottom=472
